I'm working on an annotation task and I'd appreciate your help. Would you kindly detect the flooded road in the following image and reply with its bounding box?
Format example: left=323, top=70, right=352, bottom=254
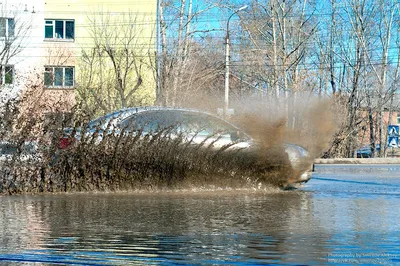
left=1, top=166, right=400, bottom=265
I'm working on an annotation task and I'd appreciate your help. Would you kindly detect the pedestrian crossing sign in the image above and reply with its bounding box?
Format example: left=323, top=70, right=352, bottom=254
left=388, top=125, right=399, bottom=137
left=388, top=125, right=399, bottom=148
left=388, top=136, right=399, bottom=147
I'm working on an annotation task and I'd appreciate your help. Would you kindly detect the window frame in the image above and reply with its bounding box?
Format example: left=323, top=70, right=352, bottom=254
left=0, top=18, right=15, bottom=38
left=44, top=19, right=75, bottom=41
left=44, top=66, right=75, bottom=89
left=0, top=65, right=14, bottom=85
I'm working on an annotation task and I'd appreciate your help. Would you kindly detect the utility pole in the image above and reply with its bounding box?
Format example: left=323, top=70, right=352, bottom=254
left=224, top=5, right=247, bottom=119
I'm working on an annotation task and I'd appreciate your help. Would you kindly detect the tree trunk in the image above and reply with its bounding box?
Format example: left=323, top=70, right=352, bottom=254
left=159, top=3, right=169, bottom=106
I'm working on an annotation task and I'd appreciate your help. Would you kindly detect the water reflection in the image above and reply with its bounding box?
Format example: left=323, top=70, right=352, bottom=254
left=0, top=197, right=50, bottom=251
left=0, top=183, right=399, bottom=264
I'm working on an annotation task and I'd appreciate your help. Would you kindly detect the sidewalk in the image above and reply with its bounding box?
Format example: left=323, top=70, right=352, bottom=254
left=314, top=158, right=400, bottom=164
left=313, top=158, right=400, bottom=174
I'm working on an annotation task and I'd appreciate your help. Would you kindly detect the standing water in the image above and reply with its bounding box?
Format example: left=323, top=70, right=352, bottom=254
left=1, top=167, right=400, bottom=265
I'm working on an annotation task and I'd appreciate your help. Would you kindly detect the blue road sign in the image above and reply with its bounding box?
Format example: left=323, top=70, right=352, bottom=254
left=388, top=125, right=399, bottom=136
left=388, top=125, right=399, bottom=148
left=388, top=136, right=399, bottom=147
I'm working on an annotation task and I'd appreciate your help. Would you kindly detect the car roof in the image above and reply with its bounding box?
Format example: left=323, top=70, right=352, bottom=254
left=120, top=106, right=216, bottom=115
left=118, top=106, right=238, bottom=125
left=91, top=106, right=225, bottom=125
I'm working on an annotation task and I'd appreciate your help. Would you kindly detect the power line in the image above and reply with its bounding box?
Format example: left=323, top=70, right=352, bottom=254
left=229, top=59, right=400, bottom=69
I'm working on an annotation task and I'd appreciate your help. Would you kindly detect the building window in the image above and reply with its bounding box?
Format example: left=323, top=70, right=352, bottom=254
left=0, top=66, right=14, bottom=85
left=45, top=19, right=74, bottom=40
left=0, top=18, right=15, bottom=38
left=44, top=66, right=74, bottom=88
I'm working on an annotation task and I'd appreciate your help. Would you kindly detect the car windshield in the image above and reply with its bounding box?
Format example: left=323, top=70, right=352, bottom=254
left=120, top=110, right=249, bottom=142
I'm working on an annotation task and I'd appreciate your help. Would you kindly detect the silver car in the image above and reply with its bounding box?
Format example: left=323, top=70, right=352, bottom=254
left=61, top=107, right=312, bottom=185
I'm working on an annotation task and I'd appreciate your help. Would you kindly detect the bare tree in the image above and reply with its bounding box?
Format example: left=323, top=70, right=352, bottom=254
left=343, top=0, right=399, bottom=157
left=154, top=0, right=400, bottom=158
left=372, top=0, right=398, bottom=156
left=76, top=11, right=156, bottom=115
left=238, top=0, right=317, bottom=125
left=158, top=0, right=219, bottom=106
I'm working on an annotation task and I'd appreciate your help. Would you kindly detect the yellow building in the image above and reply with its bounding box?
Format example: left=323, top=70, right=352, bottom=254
left=40, top=0, right=157, bottom=115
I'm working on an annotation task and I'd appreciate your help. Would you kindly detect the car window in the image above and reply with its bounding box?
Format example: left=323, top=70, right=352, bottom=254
left=179, top=113, right=224, bottom=135
left=178, top=112, right=247, bottom=141
left=120, top=110, right=248, bottom=142
left=121, top=110, right=182, bottom=132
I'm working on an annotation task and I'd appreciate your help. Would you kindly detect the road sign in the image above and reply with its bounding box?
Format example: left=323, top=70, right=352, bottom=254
left=388, top=125, right=399, bottom=136
left=388, top=136, right=399, bottom=147
left=388, top=125, right=399, bottom=148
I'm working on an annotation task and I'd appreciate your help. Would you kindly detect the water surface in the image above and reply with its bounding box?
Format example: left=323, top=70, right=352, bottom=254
left=1, top=168, right=400, bottom=265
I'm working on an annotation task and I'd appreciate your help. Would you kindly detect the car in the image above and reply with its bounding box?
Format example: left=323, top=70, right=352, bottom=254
left=356, top=144, right=380, bottom=158
left=60, top=107, right=312, bottom=185
left=0, top=140, right=42, bottom=193
left=0, top=140, right=40, bottom=163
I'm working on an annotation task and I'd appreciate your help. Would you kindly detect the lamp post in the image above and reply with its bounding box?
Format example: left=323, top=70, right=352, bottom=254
left=224, top=5, right=247, bottom=119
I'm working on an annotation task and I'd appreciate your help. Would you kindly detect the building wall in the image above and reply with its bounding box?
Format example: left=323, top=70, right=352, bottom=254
left=0, top=0, right=156, bottom=115
left=0, top=1, right=44, bottom=101
left=43, top=0, right=157, bottom=113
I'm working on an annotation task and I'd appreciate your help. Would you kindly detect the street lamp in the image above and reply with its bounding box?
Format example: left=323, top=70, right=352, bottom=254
left=224, top=5, right=248, bottom=119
